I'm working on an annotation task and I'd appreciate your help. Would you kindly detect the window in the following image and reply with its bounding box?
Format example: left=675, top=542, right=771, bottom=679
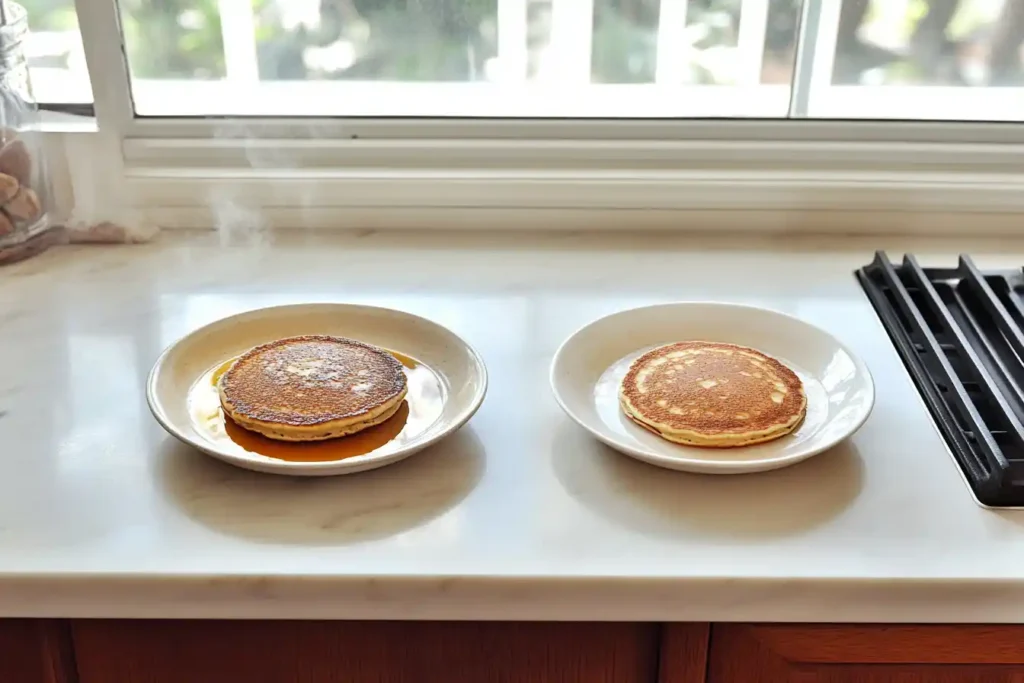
left=22, top=0, right=93, bottom=105
left=112, top=0, right=800, bottom=117
left=59, top=0, right=1019, bottom=121
left=809, top=0, right=1024, bottom=120
left=38, top=0, right=1024, bottom=234
left=833, top=0, right=1023, bottom=86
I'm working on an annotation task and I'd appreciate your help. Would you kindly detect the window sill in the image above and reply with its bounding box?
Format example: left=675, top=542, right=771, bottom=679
left=126, top=166, right=1024, bottom=235
left=38, top=116, right=1024, bottom=237
left=114, top=133, right=1024, bottom=235
left=35, top=109, right=97, bottom=134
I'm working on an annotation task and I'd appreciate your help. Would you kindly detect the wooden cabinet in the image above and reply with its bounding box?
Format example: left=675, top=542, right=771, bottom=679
left=0, top=620, right=74, bottom=683
left=19, top=619, right=1024, bottom=683
left=72, top=620, right=669, bottom=683
left=705, top=624, right=1024, bottom=683
left=658, top=623, right=709, bottom=683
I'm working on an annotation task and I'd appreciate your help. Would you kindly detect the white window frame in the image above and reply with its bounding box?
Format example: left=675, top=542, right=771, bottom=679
left=53, top=0, right=1024, bottom=234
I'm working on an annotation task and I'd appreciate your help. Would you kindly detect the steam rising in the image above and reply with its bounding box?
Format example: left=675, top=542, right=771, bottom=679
left=209, top=121, right=306, bottom=246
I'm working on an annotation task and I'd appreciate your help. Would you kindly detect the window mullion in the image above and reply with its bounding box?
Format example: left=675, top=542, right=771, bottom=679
left=547, top=0, right=594, bottom=84
left=217, top=0, right=260, bottom=84
left=736, top=0, right=770, bottom=86
left=70, top=0, right=138, bottom=229
left=496, top=0, right=528, bottom=82
left=788, top=0, right=829, bottom=118
left=73, top=0, right=134, bottom=133
left=655, top=0, right=688, bottom=85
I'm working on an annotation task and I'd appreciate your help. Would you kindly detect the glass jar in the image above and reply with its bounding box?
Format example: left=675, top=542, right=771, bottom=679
left=0, top=1, right=56, bottom=265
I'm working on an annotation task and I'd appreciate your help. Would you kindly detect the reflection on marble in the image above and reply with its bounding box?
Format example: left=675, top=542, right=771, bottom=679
left=155, top=429, right=484, bottom=546
left=551, top=420, right=865, bottom=540
left=2, top=231, right=1024, bottom=620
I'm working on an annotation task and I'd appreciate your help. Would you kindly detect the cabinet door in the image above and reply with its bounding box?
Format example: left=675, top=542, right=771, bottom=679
left=707, top=624, right=1024, bottom=683
left=658, top=623, right=709, bottom=683
left=0, top=620, right=74, bottom=683
left=73, top=620, right=663, bottom=683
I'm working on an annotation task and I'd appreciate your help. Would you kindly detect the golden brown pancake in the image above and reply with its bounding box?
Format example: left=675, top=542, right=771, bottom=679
left=218, top=335, right=408, bottom=442
left=619, top=341, right=806, bottom=448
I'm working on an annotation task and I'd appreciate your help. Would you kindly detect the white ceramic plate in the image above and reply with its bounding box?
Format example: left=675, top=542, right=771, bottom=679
left=147, top=303, right=487, bottom=476
left=550, top=302, right=874, bottom=474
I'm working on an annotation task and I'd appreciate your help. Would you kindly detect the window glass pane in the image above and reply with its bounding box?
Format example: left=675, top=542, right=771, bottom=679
left=811, top=0, right=1024, bottom=120
left=591, top=0, right=801, bottom=86
left=22, top=0, right=94, bottom=104
left=117, top=0, right=802, bottom=118
left=254, top=0, right=499, bottom=81
left=119, top=0, right=226, bottom=80
left=834, top=0, right=1019, bottom=85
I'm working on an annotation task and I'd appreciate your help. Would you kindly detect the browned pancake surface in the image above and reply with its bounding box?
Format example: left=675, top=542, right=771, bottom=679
left=621, top=341, right=804, bottom=436
left=220, top=335, right=407, bottom=427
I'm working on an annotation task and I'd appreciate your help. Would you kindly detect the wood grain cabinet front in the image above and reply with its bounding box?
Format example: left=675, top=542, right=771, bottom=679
left=704, top=624, right=1024, bottom=683
left=0, top=620, right=74, bottom=683
left=72, top=620, right=666, bottom=683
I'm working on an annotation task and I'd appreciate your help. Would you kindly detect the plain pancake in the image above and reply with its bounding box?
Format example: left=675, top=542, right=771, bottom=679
left=619, top=341, right=806, bottom=448
left=219, top=335, right=408, bottom=442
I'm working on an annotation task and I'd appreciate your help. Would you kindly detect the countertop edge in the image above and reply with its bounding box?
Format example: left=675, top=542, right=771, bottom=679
left=2, top=576, right=1022, bottom=622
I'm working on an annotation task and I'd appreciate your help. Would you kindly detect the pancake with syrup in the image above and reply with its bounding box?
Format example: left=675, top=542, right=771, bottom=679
left=619, top=341, right=806, bottom=448
left=218, top=335, right=408, bottom=442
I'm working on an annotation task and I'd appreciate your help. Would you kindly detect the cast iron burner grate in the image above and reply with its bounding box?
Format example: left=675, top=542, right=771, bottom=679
left=857, top=252, right=1024, bottom=507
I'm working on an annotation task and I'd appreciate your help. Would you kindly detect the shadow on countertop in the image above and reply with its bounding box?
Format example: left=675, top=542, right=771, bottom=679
left=552, top=422, right=864, bottom=540
left=154, top=427, right=485, bottom=546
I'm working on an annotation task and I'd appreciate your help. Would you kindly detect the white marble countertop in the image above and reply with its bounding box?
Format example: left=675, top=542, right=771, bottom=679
left=4, top=230, right=1024, bottom=622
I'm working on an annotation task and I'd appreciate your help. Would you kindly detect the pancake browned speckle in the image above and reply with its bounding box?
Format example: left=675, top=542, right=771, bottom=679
left=619, top=341, right=806, bottom=447
left=219, top=335, right=407, bottom=441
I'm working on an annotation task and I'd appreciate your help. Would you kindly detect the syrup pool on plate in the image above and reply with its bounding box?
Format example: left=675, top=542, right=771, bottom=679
left=187, top=351, right=445, bottom=462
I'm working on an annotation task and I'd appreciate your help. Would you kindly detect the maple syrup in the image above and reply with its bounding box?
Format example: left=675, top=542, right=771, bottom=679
left=188, top=350, right=444, bottom=463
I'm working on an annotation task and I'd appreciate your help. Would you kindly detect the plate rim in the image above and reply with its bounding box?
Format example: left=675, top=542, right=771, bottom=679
left=146, top=302, right=489, bottom=474
left=549, top=301, right=876, bottom=473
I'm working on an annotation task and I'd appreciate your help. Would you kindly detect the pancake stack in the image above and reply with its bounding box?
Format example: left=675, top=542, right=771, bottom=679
left=219, top=335, right=407, bottom=442
left=620, top=341, right=806, bottom=447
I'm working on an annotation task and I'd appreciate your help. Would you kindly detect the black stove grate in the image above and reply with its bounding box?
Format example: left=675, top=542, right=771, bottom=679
left=857, top=252, right=1024, bottom=507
